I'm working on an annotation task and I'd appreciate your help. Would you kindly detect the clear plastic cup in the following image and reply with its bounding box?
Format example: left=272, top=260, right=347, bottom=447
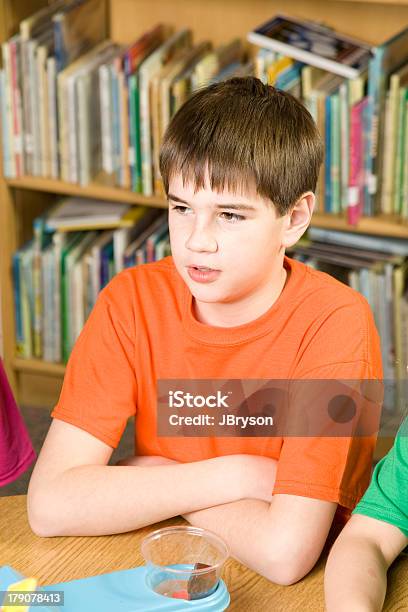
left=141, top=525, right=229, bottom=601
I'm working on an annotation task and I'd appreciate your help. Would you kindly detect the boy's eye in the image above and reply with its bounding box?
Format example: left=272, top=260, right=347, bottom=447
left=219, top=212, right=245, bottom=223
left=172, top=205, right=191, bottom=214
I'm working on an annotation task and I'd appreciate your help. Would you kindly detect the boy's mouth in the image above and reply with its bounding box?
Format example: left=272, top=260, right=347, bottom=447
left=186, top=266, right=221, bottom=283
left=188, top=265, right=219, bottom=271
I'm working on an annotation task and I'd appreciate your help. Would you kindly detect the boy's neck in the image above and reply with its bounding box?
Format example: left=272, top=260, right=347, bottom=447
left=192, top=266, right=288, bottom=328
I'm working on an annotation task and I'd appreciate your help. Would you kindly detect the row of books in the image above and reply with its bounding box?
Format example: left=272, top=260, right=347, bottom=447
left=0, top=0, right=251, bottom=194
left=13, top=199, right=170, bottom=363
left=289, top=227, right=408, bottom=385
left=249, top=15, right=408, bottom=222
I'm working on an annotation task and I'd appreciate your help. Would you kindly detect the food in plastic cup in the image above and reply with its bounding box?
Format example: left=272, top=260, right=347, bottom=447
left=141, top=525, right=229, bottom=600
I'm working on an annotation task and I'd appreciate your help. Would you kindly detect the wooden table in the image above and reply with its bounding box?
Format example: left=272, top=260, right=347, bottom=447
left=1, top=496, right=407, bottom=611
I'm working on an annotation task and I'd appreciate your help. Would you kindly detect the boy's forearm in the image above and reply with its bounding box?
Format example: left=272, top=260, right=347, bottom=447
left=183, top=493, right=337, bottom=586
left=28, top=456, right=246, bottom=537
left=183, top=499, right=277, bottom=580
left=324, top=535, right=387, bottom=612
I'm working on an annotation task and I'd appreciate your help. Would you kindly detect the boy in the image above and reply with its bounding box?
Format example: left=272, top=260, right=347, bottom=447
left=325, top=417, right=408, bottom=610
left=27, top=77, right=382, bottom=586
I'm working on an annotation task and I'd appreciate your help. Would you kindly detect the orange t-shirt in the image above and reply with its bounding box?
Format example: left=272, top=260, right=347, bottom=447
left=51, top=255, right=383, bottom=525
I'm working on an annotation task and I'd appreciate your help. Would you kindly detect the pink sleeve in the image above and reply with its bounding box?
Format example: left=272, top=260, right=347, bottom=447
left=0, top=360, right=36, bottom=487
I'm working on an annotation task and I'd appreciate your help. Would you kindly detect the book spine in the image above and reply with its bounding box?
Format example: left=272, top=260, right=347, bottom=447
left=21, top=39, right=32, bottom=174
left=381, top=76, right=399, bottom=215
left=128, top=74, right=141, bottom=192
left=52, top=233, right=64, bottom=363
left=68, top=75, right=79, bottom=183
left=111, top=64, right=121, bottom=181
left=30, top=41, right=41, bottom=176
left=393, top=88, right=407, bottom=216
left=47, top=56, right=59, bottom=179
left=348, top=99, right=364, bottom=225
left=2, top=42, right=16, bottom=177
left=119, top=70, right=131, bottom=189
left=20, top=248, right=34, bottom=359
left=41, top=249, right=51, bottom=362
left=32, top=223, right=44, bottom=358
left=330, top=92, right=341, bottom=214
left=339, top=82, right=349, bottom=212
left=77, top=74, right=90, bottom=185
left=0, top=69, right=12, bottom=178
left=37, top=46, right=49, bottom=177
left=12, top=252, right=24, bottom=356
left=140, top=69, right=153, bottom=196
left=10, top=38, right=24, bottom=176
left=53, top=16, right=66, bottom=72
left=362, top=91, right=371, bottom=217
left=57, top=74, right=68, bottom=181
left=324, top=94, right=332, bottom=213
left=99, top=63, right=113, bottom=174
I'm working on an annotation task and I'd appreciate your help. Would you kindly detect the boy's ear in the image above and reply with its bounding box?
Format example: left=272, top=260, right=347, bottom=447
left=281, top=192, right=315, bottom=249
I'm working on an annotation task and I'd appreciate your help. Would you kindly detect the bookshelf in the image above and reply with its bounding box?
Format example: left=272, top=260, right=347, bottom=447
left=1, top=0, right=408, bottom=409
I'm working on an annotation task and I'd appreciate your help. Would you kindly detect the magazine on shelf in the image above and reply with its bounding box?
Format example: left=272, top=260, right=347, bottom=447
left=247, top=14, right=372, bottom=79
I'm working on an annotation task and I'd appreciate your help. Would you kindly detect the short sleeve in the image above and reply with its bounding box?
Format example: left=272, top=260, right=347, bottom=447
left=0, top=360, right=36, bottom=486
left=273, top=298, right=383, bottom=514
left=51, top=274, right=137, bottom=448
left=352, top=418, right=408, bottom=537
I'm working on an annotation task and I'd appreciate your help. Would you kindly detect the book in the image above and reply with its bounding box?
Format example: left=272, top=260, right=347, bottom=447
left=123, top=211, right=168, bottom=267
left=53, top=0, right=107, bottom=71
left=348, top=96, right=368, bottom=225
left=308, top=226, right=408, bottom=256
left=112, top=207, right=162, bottom=273
left=9, top=35, right=25, bottom=177
left=247, top=14, right=371, bottom=79
left=45, top=197, right=130, bottom=230
left=1, top=40, right=16, bottom=178
left=82, top=230, right=114, bottom=313
left=46, top=56, right=59, bottom=178
left=0, top=68, right=12, bottom=178
left=36, top=35, right=54, bottom=177
left=66, top=231, right=98, bottom=352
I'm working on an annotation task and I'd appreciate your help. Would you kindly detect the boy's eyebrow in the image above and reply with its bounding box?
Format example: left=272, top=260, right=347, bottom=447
left=167, top=193, right=257, bottom=211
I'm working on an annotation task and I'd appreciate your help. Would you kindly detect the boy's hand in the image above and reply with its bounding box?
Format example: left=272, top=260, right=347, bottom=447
left=115, top=455, right=179, bottom=467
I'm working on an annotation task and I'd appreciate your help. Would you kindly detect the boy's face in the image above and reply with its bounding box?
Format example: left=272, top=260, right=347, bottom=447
left=167, top=172, right=288, bottom=318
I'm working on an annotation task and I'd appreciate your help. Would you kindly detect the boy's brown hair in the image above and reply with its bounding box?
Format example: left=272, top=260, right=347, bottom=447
left=159, top=76, right=324, bottom=216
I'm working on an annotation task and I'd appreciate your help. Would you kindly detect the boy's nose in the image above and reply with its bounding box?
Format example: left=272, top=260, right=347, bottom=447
left=185, top=224, right=218, bottom=253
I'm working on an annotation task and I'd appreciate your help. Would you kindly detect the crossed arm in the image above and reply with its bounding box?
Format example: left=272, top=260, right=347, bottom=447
left=28, top=419, right=337, bottom=585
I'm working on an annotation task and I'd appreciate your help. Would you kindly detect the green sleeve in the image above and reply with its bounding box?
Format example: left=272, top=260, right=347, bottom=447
left=352, top=418, right=408, bottom=538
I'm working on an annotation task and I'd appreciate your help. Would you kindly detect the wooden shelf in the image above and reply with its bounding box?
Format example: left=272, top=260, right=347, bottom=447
left=312, top=213, right=408, bottom=238
left=6, top=176, right=168, bottom=209
left=13, top=358, right=66, bottom=377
